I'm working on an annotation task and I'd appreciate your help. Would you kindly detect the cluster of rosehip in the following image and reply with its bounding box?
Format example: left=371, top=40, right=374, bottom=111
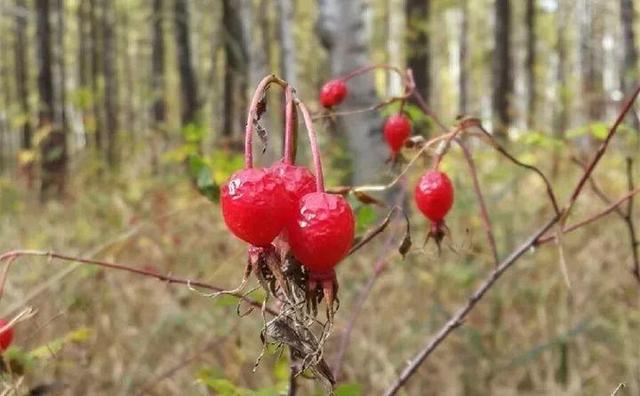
left=219, top=74, right=456, bottom=319
left=320, top=78, right=455, bottom=245
left=219, top=81, right=354, bottom=317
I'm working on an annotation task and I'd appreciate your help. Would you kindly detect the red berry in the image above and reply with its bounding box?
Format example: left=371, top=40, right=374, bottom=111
left=414, top=170, right=454, bottom=222
left=286, top=192, right=355, bottom=274
left=0, top=319, right=14, bottom=351
left=221, top=168, right=289, bottom=247
left=269, top=162, right=316, bottom=208
left=320, top=79, right=348, bottom=108
left=384, top=114, right=412, bottom=154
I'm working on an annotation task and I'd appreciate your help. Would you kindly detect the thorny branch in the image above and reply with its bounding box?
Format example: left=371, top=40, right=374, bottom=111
left=382, top=84, right=640, bottom=396
left=0, top=250, right=276, bottom=316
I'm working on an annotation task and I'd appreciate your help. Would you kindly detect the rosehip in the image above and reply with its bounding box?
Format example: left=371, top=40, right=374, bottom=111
left=269, top=162, right=316, bottom=208
left=414, top=170, right=454, bottom=222
left=0, top=319, right=14, bottom=351
left=221, top=168, right=289, bottom=247
left=286, top=192, right=355, bottom=275
left=319, top=79, right=348, bottom=108
left=384, top=114, right=412, bottom=155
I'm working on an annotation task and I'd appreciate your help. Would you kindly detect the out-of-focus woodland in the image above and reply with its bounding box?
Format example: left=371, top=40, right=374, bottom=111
left=0, top=0, right=639, bottom=395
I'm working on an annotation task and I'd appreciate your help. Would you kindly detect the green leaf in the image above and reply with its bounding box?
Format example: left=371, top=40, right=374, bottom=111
left=335, top=383, right=363, bottom=396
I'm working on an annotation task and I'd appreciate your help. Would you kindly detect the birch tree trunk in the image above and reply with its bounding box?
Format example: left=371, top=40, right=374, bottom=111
left=317, top=0, right=386, bottom=184
left=406, top=0, right=429, bottom=100
left=277, top=0, right=296, bottom=87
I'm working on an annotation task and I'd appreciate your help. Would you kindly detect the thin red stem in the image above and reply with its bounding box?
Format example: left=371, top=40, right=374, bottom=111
left=296, top=100, right=325, bottom=192
left=0, top=250, right=276, bottom=315
left=244, top=74, right=287, bottom=168
left=283, top=86, right=296, bottom=164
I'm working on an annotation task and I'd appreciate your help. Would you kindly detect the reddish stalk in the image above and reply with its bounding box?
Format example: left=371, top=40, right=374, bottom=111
left=0, top=250, right=276, bottom=315
left=283, top=85, right=297, bottom=164
left=244, top=74, right=287, bottom=168
left=296, top=100, right=325, bottom=192
left=537, top=186, right=640, bottom=244
left=456, top=139, right=499, bottom=264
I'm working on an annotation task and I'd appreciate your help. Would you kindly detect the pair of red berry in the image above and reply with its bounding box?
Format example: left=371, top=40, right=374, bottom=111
left=221, top=162, right=355, bottom=276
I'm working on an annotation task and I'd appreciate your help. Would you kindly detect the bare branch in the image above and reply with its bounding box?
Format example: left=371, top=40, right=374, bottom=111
left=0, top=250, right=275, bottom=315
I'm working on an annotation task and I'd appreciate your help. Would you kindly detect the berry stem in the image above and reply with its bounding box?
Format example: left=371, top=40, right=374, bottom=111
left=295, top=100, right=325, bottom=192
left=244, top=74, right=287, bottom=168
left=283, top=86, right=297, bottom=164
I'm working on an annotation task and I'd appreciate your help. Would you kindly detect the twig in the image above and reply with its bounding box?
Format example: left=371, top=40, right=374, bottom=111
left=383, top=217, right=560, bottom=396
left=383, top=84, right=640, bottom=396
left=0, top=250, right=276, bottom=316
left=611, top=383, right=625, bottom=396
left=456, top=139, right=499, bottom=264
left=537, top=186, right=640, bottom=244
left=474, top=123, right=560, bottom=215
left=623, top=158, right=639, bottom=280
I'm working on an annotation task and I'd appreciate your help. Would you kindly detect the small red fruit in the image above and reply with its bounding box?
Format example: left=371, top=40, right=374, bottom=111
left=414, top=170, right=454, bottom=222
left=286, top=192, right=355, bottom=275
left=221, top=168, right=289, bottom=247
left=269, top=162, right=316, bottom=208
left=320, top=79, right=348, bottom=108
left=384, top=114, right=412, bottom=155
left=0, top=319, right=14, bottom=351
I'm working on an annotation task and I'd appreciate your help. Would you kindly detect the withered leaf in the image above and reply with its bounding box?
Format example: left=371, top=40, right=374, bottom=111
left=353, top=190, right=386, bottom=207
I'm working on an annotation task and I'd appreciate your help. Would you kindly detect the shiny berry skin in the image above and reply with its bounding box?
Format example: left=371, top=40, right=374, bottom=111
left=0, top=319, right=14, bottom=351
left=286, top=192, right=355, bottom=274
left=269, top=162, right=316, bottom=208
left=414, top=170, right=454, bottom=222
left=384, top=114, right=412, bottom=154
left=221, top=168, right=289, bottom=247
left=320, top=79, right=348, bottom=108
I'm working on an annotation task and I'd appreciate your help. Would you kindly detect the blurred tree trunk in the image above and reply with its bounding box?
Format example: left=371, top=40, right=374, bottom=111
left=388, top=0, right=404, bottom=94
left=77, top=1, right=89, bottom=88
left=277, top=0, right=296, bottom=86
left=37, top=0, right=66, bottom=199
left=525, top=0, right=536, bottom=129
left=222, top=0, right=248, bottom=137
left=406, top=0, right=430, bottom=101
left=121, top=3, right=135, bottom=134
left=89, top=0, right=103, bottom=152
left=102, top=0, right=118, bottom=165
left=317, top=0, right=386, bottom=184
left=55, top=0, right=67, bottom=149
left=580, top=0, right=603, bottom=123
left=492, top=0, right=512, bottom=141
left=459, top=0, right=468, bottom=115
left=151, top=0, right=166, bottom=125
left=174, top=0, right=200, bottom=129
left=552, top=0, right=569, bottom=178
left=620, top=0, right=640, bottom=132
left=15, top=0, right=32, bottom=151
left=241, top=0, right=268, bottom=86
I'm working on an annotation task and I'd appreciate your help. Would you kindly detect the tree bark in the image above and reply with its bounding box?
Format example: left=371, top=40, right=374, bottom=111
left=620, top=0, right=640, bottom=132
left=37, top=0, right=66, bottom=199
left=102, top=0, right=118, bottom=165
left=222, top=0, right=248, bottom=137
left=492, top=0, right=512, bottom=141
left=579, top=0, right=603, bottom=122
left=406, top=0, right=430, bottom=101
left=174, top=0, right=200, bottom=127
left=15, top=0, right=32, bottom=151
left=525, top=0, right=536, bottom=129
left=317, top=0, right=387, bottom=184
